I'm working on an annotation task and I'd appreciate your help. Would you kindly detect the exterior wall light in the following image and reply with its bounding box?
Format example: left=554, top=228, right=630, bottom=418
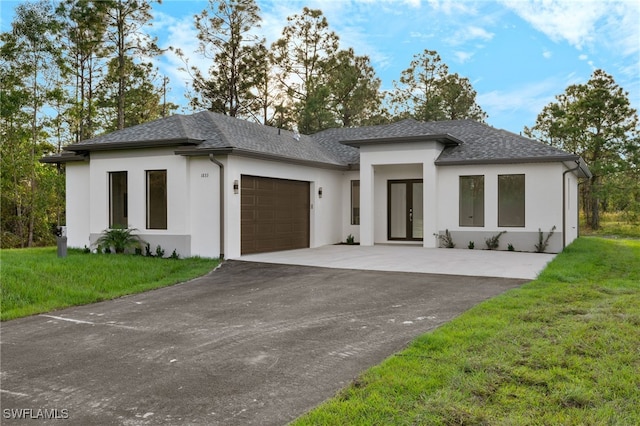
left=233, top=180, right=239, bottom=194
left=318, top=187, right=323, bottom=198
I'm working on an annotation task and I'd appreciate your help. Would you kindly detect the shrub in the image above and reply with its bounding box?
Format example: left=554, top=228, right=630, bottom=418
left=485, top=231, right=506, bottom=250
left=468, top=241, right=475, bottom=250
left=346, top=234, right=355, bottom=245
left=96, top=226, right=143, bottom=254
left=535, top=225, right=556, bottom=253
left=435, top=229, right=455, bottom=248
left=155, top=245, right=165, bottom=258
left=508, top=243, right=515, bottom=251
left=170, top=249, right=180, bottom=259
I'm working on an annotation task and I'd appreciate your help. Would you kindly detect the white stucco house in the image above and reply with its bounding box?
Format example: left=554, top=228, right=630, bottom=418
left=42, top=111, right=591, bottom=258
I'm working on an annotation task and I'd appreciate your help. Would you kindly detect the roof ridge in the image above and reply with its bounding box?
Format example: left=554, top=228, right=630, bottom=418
left=198, top=111, right=233, bottom=148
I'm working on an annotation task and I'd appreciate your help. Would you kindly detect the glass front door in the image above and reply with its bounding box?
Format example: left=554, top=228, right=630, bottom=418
left=388, top=179, right=423, bottom=241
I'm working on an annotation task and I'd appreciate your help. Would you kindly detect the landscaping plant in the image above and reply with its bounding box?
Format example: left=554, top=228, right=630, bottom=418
left=96, top=225, right=143, bottom=254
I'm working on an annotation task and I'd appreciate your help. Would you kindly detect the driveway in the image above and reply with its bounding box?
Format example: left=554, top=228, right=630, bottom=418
left=1, top=261, right=526, bottom=425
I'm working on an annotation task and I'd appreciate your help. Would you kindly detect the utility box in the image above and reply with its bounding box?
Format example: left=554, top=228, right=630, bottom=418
left=56, top=226, right=67, bottom=258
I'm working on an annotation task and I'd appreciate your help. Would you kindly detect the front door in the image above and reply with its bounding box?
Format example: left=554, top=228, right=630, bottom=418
left=388, top=179, right=423, bottom=241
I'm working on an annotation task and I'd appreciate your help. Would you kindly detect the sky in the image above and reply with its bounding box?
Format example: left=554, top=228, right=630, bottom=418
left=1, top=0, right=639, bottom=134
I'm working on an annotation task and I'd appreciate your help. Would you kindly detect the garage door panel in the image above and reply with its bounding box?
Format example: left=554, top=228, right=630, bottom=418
left=241, top=175, right=310, bottom=255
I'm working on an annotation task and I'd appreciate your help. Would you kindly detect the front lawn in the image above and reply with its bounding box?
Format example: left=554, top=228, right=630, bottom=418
left=294, top=237, right=640, bottom=425
left=0, top=248, right=219, bottom=321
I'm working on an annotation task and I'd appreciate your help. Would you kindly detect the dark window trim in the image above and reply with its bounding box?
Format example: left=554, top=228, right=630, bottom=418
left=109, top=171, right=127, bottom=228
left=497, top=174, right=526, bottom=228
left=146, top=169, right=168, bottom=230
left=459, top=175, right=485, bottom=227
left=350, top=180, right=360, bottom=225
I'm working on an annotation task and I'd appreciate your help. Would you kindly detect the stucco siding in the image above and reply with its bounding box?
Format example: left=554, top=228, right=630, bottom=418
left=65, top=162, right=91, bottom=249
left=436, top=162, right=566, bottom=252
left=358, top=141, right=445, bottom=247
left=188, top=156, right=220, bottom=258
left=223, top=156, right=344, bottom=259
left=87, top=148, right=191, bottom=256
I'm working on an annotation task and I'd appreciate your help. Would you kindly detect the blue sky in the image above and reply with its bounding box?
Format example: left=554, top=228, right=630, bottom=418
left=2, top=0, right=639, bottom=134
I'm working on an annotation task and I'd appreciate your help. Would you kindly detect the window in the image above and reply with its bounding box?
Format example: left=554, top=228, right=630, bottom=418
left=459, top=175, right=484, bottom=227
left=146, top=170, right=167, bottom=229
left=109, top=171, right=128, bottom=228
left=351, top=180, right=360, bottom=225
left=498, top=174, right=525, bottom=227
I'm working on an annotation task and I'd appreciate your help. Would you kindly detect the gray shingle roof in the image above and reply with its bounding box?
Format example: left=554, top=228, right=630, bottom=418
left=427, top=120, right=579, bottom=164
left=58, top=112, right=583, bottom=170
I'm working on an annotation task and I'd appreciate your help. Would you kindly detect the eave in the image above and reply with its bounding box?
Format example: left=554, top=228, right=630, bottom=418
left=174, top=147, right=351, bottom=171
left=341, top=134, right=463, bottom=147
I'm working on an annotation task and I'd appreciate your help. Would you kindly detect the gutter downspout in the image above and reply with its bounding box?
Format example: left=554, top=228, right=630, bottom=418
left=209, top=155, right=225, bottom=259
left=562, top=160, right=581, bottom=249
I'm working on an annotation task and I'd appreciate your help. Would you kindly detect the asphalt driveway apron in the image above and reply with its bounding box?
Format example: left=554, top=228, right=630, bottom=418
left=1, top=261, right=526, bottom=425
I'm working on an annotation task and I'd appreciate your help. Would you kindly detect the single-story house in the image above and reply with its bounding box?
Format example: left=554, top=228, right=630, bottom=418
left=42, top=111, right=591, bottom=258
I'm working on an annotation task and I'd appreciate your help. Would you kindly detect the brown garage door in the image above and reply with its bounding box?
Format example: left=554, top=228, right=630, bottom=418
left=241, top=175, right=310, bottom=255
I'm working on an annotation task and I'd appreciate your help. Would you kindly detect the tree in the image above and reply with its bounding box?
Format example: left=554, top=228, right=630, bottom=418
left=271, top=7, right=339, bottom=133
left=390, top=49, right=486, bottom=122
left=525, top=69, right=639, bottom=229
left=102, top=0, right=160, bottom=130
left=0, top=0, right=64, bottom=247
left=180, top=0, right=266, bottom=119
left=326, top=48, right=383, bottom=128
left=96, top=57, right=177, bottom=131
left=56, top=0, right=109, bottom=142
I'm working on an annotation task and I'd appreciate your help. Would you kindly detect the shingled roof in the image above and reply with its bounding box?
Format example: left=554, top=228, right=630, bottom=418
left=44, top=111, right=588, bottom=175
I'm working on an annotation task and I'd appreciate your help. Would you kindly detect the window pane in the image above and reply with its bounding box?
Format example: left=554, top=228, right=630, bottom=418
left=412, top=182, right=423, bottom=238
left=389, top=182, right=407, bottom=239
left=351, top=180, right=360, bottom=225
left=498, top=174, right=525, bottom=227
left=459, top=175, right=484, bottom=227
left=109, top=171, right=127, bottom=228
left=147, top=170, right=167, bottom=229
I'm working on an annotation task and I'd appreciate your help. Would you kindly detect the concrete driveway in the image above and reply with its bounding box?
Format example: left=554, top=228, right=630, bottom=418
left=1, top=261, right=526, bottom=425
left=238, top=245, right=556, bottom=280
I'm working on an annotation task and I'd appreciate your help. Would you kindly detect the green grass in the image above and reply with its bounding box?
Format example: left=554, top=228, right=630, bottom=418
left=581, top=211, right=640, bottom=239
left=294, top=237, right=640, bottom=425
left=0, top=248, right=218, bottom=321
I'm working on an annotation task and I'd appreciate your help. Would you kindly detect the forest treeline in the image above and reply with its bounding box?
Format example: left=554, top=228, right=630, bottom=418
left=1, top=0, right=638, bottom=248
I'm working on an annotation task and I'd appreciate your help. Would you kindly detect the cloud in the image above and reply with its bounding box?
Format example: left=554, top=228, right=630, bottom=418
left=446, top=25, right=494, bottom=45
left=578, top=54, right=588, bottom=60
left=542, top=48, right=552, bottom=59
left=427, top=0, right=476, bottom=15
left=454, top=51, right=474, bottom=64
left=500, top=0, right=607, bottom=49
left=478, top=76, right=570, bottom=119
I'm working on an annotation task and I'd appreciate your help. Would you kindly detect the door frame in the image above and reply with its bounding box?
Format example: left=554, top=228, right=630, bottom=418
left=387, top=179, right=423, bottom=241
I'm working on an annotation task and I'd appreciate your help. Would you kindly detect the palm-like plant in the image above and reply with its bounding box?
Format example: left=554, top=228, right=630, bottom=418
left=96, top=226, right=143, bottom=254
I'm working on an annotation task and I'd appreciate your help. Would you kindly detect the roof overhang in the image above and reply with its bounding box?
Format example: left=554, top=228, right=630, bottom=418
left=39, top=152, right=88, bottom=164
left=65, top=138, right=203, bottom=152
left=340, top=134, right=462, bottom=147
left=174, top=147, right=351, bottom=171
left=562, top=157, right=592, bottom=178
left=436, top=155, right=580, bottom=166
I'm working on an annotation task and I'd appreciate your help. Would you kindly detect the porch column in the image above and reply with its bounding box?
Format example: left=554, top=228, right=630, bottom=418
left=359, top=162, right=375, bottom=246
left=423, top=160, right=437, bottom=248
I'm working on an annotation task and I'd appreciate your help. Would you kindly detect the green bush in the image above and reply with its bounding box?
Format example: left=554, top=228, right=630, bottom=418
left=95, top=226, right=143, bottom=254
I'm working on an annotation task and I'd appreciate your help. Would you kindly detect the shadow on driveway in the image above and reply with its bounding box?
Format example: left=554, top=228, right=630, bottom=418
left=1, top=261, right=526, bottom=425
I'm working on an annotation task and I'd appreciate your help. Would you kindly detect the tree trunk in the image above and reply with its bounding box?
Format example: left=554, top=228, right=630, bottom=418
left=117, top=2, right=125, bottom=130
left=589, top=176, right=600, bottom=230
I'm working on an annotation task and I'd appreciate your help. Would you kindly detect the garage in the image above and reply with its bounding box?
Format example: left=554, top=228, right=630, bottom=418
left=241, top=175, right=310, bottom=255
